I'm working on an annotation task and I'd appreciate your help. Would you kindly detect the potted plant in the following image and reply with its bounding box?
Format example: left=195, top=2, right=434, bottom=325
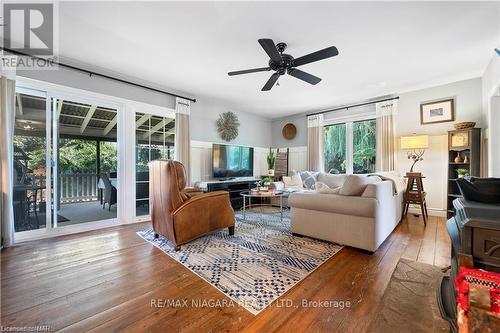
left=267, top=148, right=276, bottom=176
left=456, top=168, right=469, bottom=178
left=261, top=177, right=272, bottom=191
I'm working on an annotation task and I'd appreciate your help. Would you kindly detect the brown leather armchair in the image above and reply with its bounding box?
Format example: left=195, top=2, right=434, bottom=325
left=149, top=160, right=235, bottom=251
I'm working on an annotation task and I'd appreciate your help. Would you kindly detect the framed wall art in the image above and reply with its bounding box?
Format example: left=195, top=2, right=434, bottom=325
left=420, top=98, right=455, bottom=125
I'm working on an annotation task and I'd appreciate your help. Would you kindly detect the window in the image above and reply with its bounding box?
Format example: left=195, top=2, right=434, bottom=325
left=324, top=123, right=346, bottom=173
left=324, top=119, right=376, bottom=174
left=353, top=119, right=376, bottom=174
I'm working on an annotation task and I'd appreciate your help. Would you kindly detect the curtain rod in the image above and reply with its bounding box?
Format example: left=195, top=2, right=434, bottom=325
left=1, top=47, right=196, bottom=103
left=306, top=96, right=399, bottom=117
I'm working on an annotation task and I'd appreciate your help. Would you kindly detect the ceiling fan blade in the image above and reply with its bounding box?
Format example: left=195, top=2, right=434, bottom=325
left=287, top=68, right=322, bottom=85
left=293, top=46, right=339, bottom=67
left=258, top=39, right=282, bottom=63
left=228, top=67, right=271, bottom=76
left=261, top=72, right=280, bottom=91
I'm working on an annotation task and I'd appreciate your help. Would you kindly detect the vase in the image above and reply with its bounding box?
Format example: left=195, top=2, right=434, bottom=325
left=268, top=169, right=275, bottom=176
left=464, top=155, right=469, bottom=163
left=454, top=152, right=464, bottom=163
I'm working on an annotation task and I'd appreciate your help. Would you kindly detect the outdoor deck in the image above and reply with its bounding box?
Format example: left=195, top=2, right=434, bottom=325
left=17, top=199, right=150, bottom=231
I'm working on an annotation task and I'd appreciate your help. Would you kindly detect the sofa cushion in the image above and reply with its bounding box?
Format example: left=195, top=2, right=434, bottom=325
left=288, top=192, right=376, bottom=217
left=317, top=173, right=348, bottom=189
left=315, top=182, right=340, bottom=194
left=339, top=175, right=381, bottom=196
left=297, top=171, right=319, bottom=190
left=283, top=173, right=303, bottom=188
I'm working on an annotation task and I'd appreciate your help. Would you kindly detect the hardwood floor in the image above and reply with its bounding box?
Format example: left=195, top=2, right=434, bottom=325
left=1, top=214, right=450, bottom=332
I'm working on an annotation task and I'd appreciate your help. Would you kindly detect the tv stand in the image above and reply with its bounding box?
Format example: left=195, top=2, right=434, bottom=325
left=199, top=178, right=258, bottom=209
left=218, top=177, right=235, bottom=181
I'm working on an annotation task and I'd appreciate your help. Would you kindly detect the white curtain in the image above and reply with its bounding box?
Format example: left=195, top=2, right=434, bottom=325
left=376, top=99, right=398, bottom=172
left=307, top=114, right=324, bottom=172
left=174, top=97, right=191, bottom=184
left=0, top=70, right=16, bottom=249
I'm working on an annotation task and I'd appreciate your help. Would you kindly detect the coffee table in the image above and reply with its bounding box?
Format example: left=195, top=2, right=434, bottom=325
left=240, top=190, right=288, bottom=221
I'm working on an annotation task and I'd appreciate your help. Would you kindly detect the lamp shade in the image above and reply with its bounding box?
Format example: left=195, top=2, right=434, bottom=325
left=400, top=135, right=429, bottom=149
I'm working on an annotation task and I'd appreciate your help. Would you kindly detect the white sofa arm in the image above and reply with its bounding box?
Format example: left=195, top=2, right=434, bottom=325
left=361, top=181, right=393, bottom=201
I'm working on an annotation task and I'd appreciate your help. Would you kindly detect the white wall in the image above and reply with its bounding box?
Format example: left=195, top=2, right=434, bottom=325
left=397, top=78, right=483, bottom=136
left=482, top=55, right=500, bottom=176
left=272, top=114, right=308, bottom=148
left=190, top=96, right=272, bottom=148
left=18, top=64, right=178, bottom=109
left=397, top=78, right=483, bottom=215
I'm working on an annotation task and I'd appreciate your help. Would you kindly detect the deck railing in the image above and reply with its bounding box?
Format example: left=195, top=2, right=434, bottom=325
left=31, top=173, right=100, bottom=203
left=60, top=173, right=99, bottom=203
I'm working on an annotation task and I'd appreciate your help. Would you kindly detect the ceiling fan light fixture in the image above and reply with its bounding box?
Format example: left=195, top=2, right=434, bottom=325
left=228, top=38, right=338, bottom=91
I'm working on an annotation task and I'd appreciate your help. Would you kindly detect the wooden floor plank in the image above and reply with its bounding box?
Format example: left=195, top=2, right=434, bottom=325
left=434, top=217, right=452, bottom=268
left=416, top=216, right=438, bottom=265
left=1, top=215, right=449, bottom=333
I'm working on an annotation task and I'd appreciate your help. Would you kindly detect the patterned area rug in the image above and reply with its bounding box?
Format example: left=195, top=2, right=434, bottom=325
left=137, top=209, right=343, bottom=314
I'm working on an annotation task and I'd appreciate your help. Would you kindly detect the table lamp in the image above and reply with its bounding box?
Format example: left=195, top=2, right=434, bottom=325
left=400, top=135, right=429, bottom=175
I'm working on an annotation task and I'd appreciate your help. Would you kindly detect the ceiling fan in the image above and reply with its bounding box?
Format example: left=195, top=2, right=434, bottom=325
left=228, top=38, right=339, bottom=91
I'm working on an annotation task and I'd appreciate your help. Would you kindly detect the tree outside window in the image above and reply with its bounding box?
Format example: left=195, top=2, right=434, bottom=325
left=324, top=119, right=376, bottom=174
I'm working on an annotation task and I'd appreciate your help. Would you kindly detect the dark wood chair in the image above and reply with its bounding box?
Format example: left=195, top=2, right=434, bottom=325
left=100, top=173, right=117, bottom=211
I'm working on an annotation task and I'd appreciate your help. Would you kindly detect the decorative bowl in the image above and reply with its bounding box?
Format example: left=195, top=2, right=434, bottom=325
left=454, top=122, right=475, bottom=130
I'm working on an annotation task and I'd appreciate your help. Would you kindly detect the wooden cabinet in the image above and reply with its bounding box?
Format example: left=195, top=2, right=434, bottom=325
left=206, top=179, right=257, bottom=209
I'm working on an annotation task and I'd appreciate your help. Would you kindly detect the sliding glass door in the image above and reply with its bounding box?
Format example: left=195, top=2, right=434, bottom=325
left=135, top=112, right=175, bottom=218
left=12, top=80, right=177, bottom=238
left=12, top=90, right=49, bottom=232
left=52, top=97, right=119, bottom=226
left=12, top=86, right=121, bottom=234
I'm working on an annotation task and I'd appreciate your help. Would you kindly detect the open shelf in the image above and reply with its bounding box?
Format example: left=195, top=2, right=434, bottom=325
left=446, top=128, right=481, bottom=218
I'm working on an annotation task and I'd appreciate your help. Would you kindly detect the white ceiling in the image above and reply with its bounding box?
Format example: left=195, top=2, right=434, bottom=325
left=54, top=1, right=499, bottom=118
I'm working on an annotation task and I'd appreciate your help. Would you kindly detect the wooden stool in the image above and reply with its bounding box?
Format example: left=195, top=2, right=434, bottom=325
left=402, top=173, right=428, bottom=225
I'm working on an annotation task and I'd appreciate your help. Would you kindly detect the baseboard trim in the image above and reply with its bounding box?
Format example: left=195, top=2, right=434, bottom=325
left=407, top=206, right=447, bottom=217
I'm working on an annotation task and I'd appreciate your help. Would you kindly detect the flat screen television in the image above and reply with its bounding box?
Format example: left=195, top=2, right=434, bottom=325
left=212, top=144, right=254, bottom=179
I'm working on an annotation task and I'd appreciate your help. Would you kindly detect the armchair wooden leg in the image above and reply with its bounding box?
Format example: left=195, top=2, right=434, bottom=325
left=175, top=245, right=181, bottom=251
left=154, top=233, right=159, bottom=239
left=228, top=226, right=235, bottom=235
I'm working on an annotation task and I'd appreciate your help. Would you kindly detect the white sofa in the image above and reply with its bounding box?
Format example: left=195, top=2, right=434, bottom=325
left=286, top=173, right=404, bottom=252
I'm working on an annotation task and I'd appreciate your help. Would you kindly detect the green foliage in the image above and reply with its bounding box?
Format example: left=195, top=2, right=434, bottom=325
left=261, top=176, right=272, bottom=184
left=14, top=135, right=46, bottom=170
left=323, top=120, right=376, bottom=174
left=456, top=168, right=469, bottom=175
left=323, top=124, right=346, bottom=173
left=14, top=135, right=117, bottom=174
left=267, top=148, right=275, bottom=169
left=352, top=120, right=376, bottom=173
left=136, top=144, right=167, bottom=172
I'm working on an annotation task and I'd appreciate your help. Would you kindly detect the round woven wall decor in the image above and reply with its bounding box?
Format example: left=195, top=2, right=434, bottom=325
left=216, top=111, right=240, bottom=142
left=282, top=123, right=297, bottom=140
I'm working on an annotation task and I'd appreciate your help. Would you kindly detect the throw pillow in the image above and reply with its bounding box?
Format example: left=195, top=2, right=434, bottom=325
left=315, top=182, right=340, bottom=194
left=317, top=173, right=348, bottom=189
left=339, top=175, right=380, bottom=196
left=283, top=173, right=303, bottom=188
left=297, top=171, right=319, bottom=190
